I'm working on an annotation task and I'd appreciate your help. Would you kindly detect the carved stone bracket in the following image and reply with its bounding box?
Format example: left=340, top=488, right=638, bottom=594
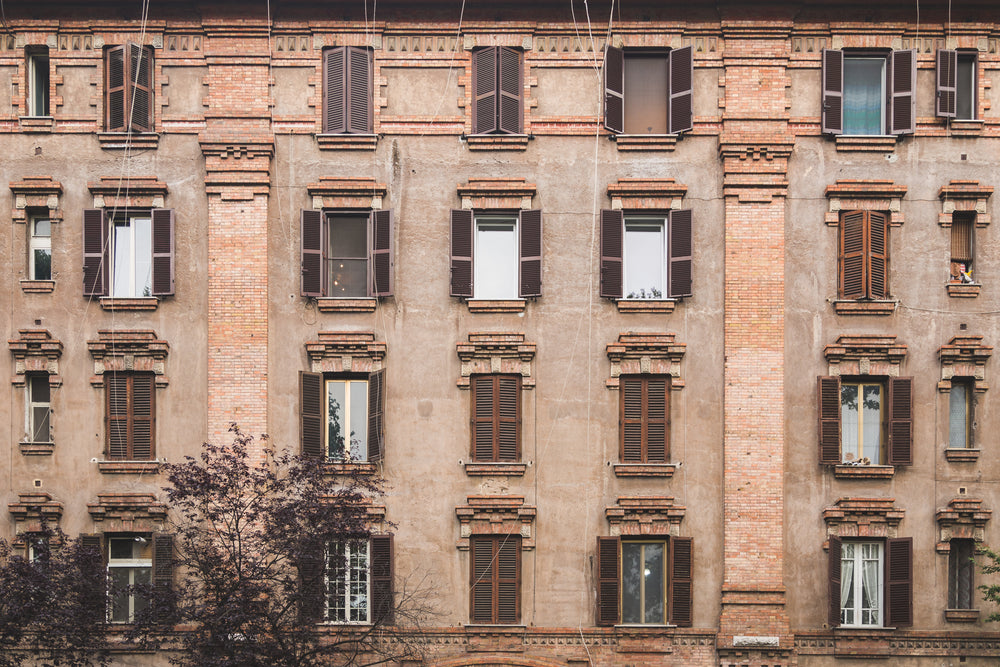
left=824, top=335, right=907, bottom=377
left=305, top=331, right=386, bottom=373
left=9, top=329, right=64, bottom=387
left=825, top=179, right=907, bottom=227
left=458, top=178, right=536, bottom=210
left=605, top=496, right=686, bottom=537
left=823, top=497, right=905, bottom=543
left=87, top=493, right=167, bottom=533
left=605, top=332, right=686, bottom=389
left=607, top=178, right=687, bottom=211
left=307, top=177, right=387, bottom=210
left=457, top=332, right=536, bottom=389
left=10, top=176, right=63, bottom=223
left=455, top=495, right=536, bottom=551
left=936, top=498, right=992, bottom=552
left=939, top=180, right=993, bottom=227
left=938, top=335, right=992, bottom=392
left=88, top=176, right=168, bottom=210
left=87, top=330, right=169, bottom=388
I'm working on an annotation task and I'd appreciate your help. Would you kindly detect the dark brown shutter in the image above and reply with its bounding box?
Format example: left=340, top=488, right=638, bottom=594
left=937, top=49, right=958, bottom=118
left=472, top=47, right=498, bottom=134
left=818, top=376, right=842, bottom=464
left=105, top=45, right=126, bottom=131
left=668, top=209, right=693, bottom=298
left=83, top=209, right=108, bottom=297
left=370, top=210, right=393, bottom=297
left=668, top=45, right=693, bottom=134
left=887, top=377, right=913, bottom=465
left=79, top=534, right=107, bottom=623
left=600, top=209, right=624, bottom=299
left=498, top=47, right=523, bottom=134
left=596, top=536, right=620, bottom=626
left=106, top=373, right=128, bottom=460
left=301, top=209, right=326, bottom=297
left=151, top=208, right=175, bottom=296
left=371, top=535, right=394, bottom=624
left=497, top=536, right=520, bottom=624
left=298, top=547, right=324, bottom=623
left=603, top=45, right=624, bottom=133
left=669, top=536, right=693, bottom=627
left=497, top=375, right=520, bottom=461
left=450, top=209, right=474, bottom=297
left=647, top=377, right=669, bottom=462
left=152, top=533, right=175, bottom=623
left=472, top=375, right=495, bottom=461
left=621, top=377, right=642, bottom=462
left=323, top=47, right=347, bottom=133
left=868, top=211, right=888, bottom=299
left=518, top=209, right=542, bottom=298
left=620, top=375, right=672, bottom=464
left=885, top=537, right=913, bottom=627
left=300, top=371, right=324, bottom=458
left=828, top=536, right=842, bottom=627
left=839, top=211, right=866, bottom=299
left=128, top=44, right=153, bottom=132
left=889, top=49, right=916, bottom=135
left=821, top=49, right=844, bottom=135
left=132, top=373, right=154, bottom=460
left=347, top=47, right=373, bottom=134
left=470, top=536, right=495, bottom=623
left=367, top=368, right=385, bottom=463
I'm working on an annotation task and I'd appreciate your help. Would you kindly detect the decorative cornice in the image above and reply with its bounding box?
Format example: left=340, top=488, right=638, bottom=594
left=605, top=496, right=686, bottom=536
left=87, top=493, right=167, bottom=533
left=823, top=497, right=905, bottom=541
left=607, top=178, right=687, bottom=211
left=456, top=333, right=536, bottom=389
left=307, top=177, right=387, bottom=210
left=9, top=176, right=63, bottom=223
left=88, top=176, right=167, bottom=210
left=938, top=335, right=992, bottom=392
left=86, top=330, right=169, bottom=387
left=458, top=178, right=536, bottom=210
left=9, top=329, right=63, bottom=387
left=825, top=179, right=906, bottom=226
left=305, top=331, right=386, bottom=373
left=824, top=335, right=907, bottom=376
left=455, top=495, right=536, bottom=551
left=936, top=498, right=992, bottom=551
left=605, top=333, right=686, bottom=389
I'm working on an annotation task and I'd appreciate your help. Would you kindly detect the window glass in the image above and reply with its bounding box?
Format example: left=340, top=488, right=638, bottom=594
left=326, top=379, right=368, bottom=461
left=28, top=374, right=50, bottom=443
left=328, top=214, right=368, bottom=297
left=841, top=382, right=881, bottom=463
left=841, top=541, right=883, bottom=626
left=474, top=216, right=517, bottom=299
left=624, top=219, right=664, bottom=299
left=108, top=537, right=152, bottom=623
left=950, top=214, right=974, bottom=282
left=949, top=539, right=975, bottom=609
left=621, top=541, right=665, bottom=624
left=957, top=54, right=975, bottom=120
left=111, top=215, right=152, bottom=297
left=843, top=57, right=885, bottom=135
left=27, top=48, right=49, bottom=116
left=948, top=381, right=971, bottom=448
left=624, top=54, right=668, bottom=134
left=327, top=540, right=370, bottom=623
left=29, top=217, right=51, bottom=281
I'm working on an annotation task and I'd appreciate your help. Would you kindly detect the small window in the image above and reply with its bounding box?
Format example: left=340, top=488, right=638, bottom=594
left=300, top=370, right=385, bottom=463
left=108, top=536, right=152, bottom=623
left=470, top=374, right=521, bottom=462
left=28, top=216, right=52, bottom=281
left=596, top=535, right=692, bottom=627
left=471, top=47, right=523, bottom=135
left=105, top=371, right=155, bottom=461
left=26, top=47, right=49, bottom=117
left=600, top=210, right=693, bottom=300
left=470, top=535, right=520, bottom=624
left=105, top=43, right=154, bottom=132
left=829, top=537, right=912, bottom=628
left=300, top=210, right=393, bottom=298
left=603, top=46, right=693, bottom=135
left=322, top=46, right=373, bottom=134
left=817, top=376, right=913, bottom=466
left=948, top=379, right=974, bottom=449
left=26, top=373, right=51, bottom=443
left=948, top=538, right=975, bottom=610
left=937, top=50, right=978, bottom=120
left=449, top=209, right=542, bottom=300
left=949, top=212, right=975, bottom=284
left=838, top=210, right=888, bottom=300
left=822, top=49, right=915, bottom=136
left=620, top=376, right=669, bottom=463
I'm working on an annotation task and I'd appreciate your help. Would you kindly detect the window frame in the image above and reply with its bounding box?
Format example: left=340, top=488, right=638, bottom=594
left=110, top=211, right=153, bottom=298
left=600, top=209, right=693, bottom=300
left=937, top=49, right=978, bottom=120
left=470, top=46, right=524, bottom=135
left=838, top=209, right=889, bottom=300
left=26, top=372, right=51, bottom=444
left=104, top=42, right=154, bottom=133
left=596, top=535, right=692, bottom=627
left=470, top=374, right=522, bottom=462
left=107, top=535, right=153, bottom=624
left=300, top=209, right=394, bottom=299
left=828, top=536, right=912, bottom=628
left=28, top=214, right=52, bottom=281
left=449, top=209, right=542, bottom=300
left=822, top=48, right=915, bottom=136
left=325, top=538, right=371, bottom=624
left=83, top=208, right=175, bottom=298
left=948, top=538, right=976, bottom=610
left=26, top=46, right=49, bottom=117
left=300, top=369, right=385, bottom=463
left=948, top=378, right=974, bottom=449
left=619, top=375, right=670, bottom=463
left=603, top=45, right=693, bottom=135
left=104, top=370, right=156, bottom=461
left=949, top=211, right=975, bottom=284
left=469, top=534, right=521, bottom=624
left=324, top=376, right=370, bottom=462
left=817, top=375, right=912, bottom=466
left=322, top=46, right=374, bottom=135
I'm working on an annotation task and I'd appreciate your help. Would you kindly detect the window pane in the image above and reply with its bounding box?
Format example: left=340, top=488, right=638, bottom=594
left=28, top=50, right=49, bottom=116
left=329, top=216, right=368, bottom=297
left=349, top=381, right=368, bottom=460
left=957, top=56, right=975, bottom=120
left=624, top=55, right=668, bottom=134
left=621, top=543, right=643, bottom=623
left=329, top=259, right=367, bottom=297
left=860, top=384, right=881, bottom=462
left=134, top=217, right=152, bottom=297
left=642, top=543, right=665, bottom=624
left=327, top=381, right=346, bottom=459
left=112, top=222, right=132, bottom=297
left=349, top=541, right=369, bottom=622
left=33, top=219, right=51, bottom=237
left=843, top=58, right=884, bottom=135
left=31, top=406, right=50, bottom=442
left=32, top=249, right=51, bottom=280
left=110, top=567, right=130, bottom=622
left=624, top=221, right=664, bottom=299
left=110, top=538, right=133, bottom=560
left=29, top=375, right=50, bottom=402
left=949, top=383, right=970, bottom=448
left=840, top=543, right=856, bottom=626
left=840, top=384, right=859, bottom=462
left=474, top=219, right=517, bottom=300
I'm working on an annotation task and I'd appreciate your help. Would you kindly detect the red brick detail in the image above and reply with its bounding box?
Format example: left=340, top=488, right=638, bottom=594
left=456, top=333, right=536, bottom=390
left=305, top=331, right=386, bottom=374
left=607, top=178, right=688, bottom=210
left=824, top=179, right=906, bottom=226
left=938, top=335, right=992, bottom=392
left=605, top=332, right=686, bottom=390
left=87, top=493, right=168, bottom=533
left=306, top=177, right=387, bottom=210
left=87, top=330, right=169, bottom=388
left=823, top=335, right=907, bottom=376
left=936, top=498, right=992, bottom=551
left=605, top=496, right=686, bottom=536
left=9, top=329, right=64, bottom=387
left=939, top=180, right=993, bottom=227
left=8, top=492, right=63, bottom=533
left=823, top=497, right=905, bottom=541
left=455, top=496, right=536, bottom=551
left=9, top=176, right=63, bottom=223
left=458, top=178, right=536, bottom=210
left=88, top=176, right=168, bottom=209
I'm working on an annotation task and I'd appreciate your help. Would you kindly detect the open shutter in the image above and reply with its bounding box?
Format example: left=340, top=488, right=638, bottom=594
left=868, top=211, right=888, bottom=299
left=668, top=45, right=693, bottom=134
left=818, top=376, right=842, bottom=464
left=105, top=45, right=126, bottom=131
left=371, top=535, right=394, bottom=624
left=298, top=547, right=324, bottom=623
left=470, top=536, right=495, bottom=623
left=301, top=209, right=326, bottom=297
left=498, top=47, right=522, bottom=134
left=889, top=49, right=916, bottom=135
left=497, top=375, right=520, bottom=461
left=621, top=378, right=643, bottom=462
left=151, top=208, right=175, bottom=296
left=323, top=47, right=347, bottom=133
left=106, top=373, right=129, bottom=460
left=131, top=373, right=154, bottom=460
left=450, top=209, right=474, bottom=297
left=828, top=535, right=842, bottom=627
left=83, top=209, right=108, bottom=297
left=497, top=537, right=520, bottom=624
left=347, top=47, right=373, bottom=133
left=885, top=537, right=913, bottom=627
left=152, top=533, right=175, bottom=623
left=300, top=371, right=324, bottom=458
left=669, top=536, right=693, bottom=627
left=839, top=211, right=866, bottom=299
left=600, top=209, right=624, bottom=299
left=128, top=44, right=153, bottom=132
left=518, top=209, right=542, bottom=298
left=79, top=534, right=107, bottom=623
left=887, top=377, right=913, bottom=465
left=472, top=47, right=498, bottom=134
left=937, top=49, right=958, bottom=118
left=821, top=49, right=844, bottom=135
left=367, top=368, right=385, bottom=463
left=596, top=536, right=620, bottom=626
left=667, top=209, right=693, bottom=298
left=603, top=45, right=624, bottom=133
left=370, top=210, right=394, bottom=297
left=472, top=376, right=495, bottom=461
left=647, top=377, right=669, bottom=463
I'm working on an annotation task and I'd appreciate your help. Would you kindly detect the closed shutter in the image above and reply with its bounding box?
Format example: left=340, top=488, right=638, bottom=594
left=887, top=377, right=913, bottom=465
left=669, top=536, right=693, bottom=627
left=603, top=45, right=624, bottom=133
left=817, top=376, right=842, bottom=464
left=370, top=210, right=394, bottom=297
left=621, top=377, right=643, bottom=462
left=83, top=209, right=108, bottom=297
left=152, top=533, right=175, bottom=624
left=496, top=537, right=520, bottom=623
left=79, top=534, right=107, bottom=623
left=298, top=547, right=324, bottom=623
left=472, top=48, right=498, bottom=134
left=821, top=49, right=844, bottom=135
left=131, top=373, right=155, bottom=460
left=301, top=209, right=326, bottom=297
left=497, top=375, right=520, bottom=461
left=367, top=368, right=385, bottom=463
left=839, top=211, right=866, bottom=299
left=106, top=45, right=126, bottom=131
left=889, top=49, right=916, bottom=135
left=151, top=209, right=175, bottom=296
left=128, top=44, right=153, bottom=132
left=371, top=535, right=394, bottom=624
left=828, top=536, right=842, bottom=627
left=300, top=371, right=324, bottom=458
left=600, top=209, right=624, bottom=299
left=646, top=377, right=669, bottom=463
left=667, top=209, right=693, bottom=298
left=518, top=209, right=542, bottom=298
left=106, top=372, right=129, bottom=460
left=347, top=47, right=373, bottom=134
left=868, top=211, right=888, bottom=299
left=498, top=47, right=523, bottom=134
left=885, top=537, right=913, bottom=627
left=450, top=209, right=474, bottom=297
left=472, top=375, right=495, bottom=461
left=470, top=536, right=495, bottom=623
left=596, top=536, right=620, bottom=626
left=937, top=49, right=958, bottom=118
left=323, top=47, right=347, bottom=133
left=668, top=45, right=693, bottom=134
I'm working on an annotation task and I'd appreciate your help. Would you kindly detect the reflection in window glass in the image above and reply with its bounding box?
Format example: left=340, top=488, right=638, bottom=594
left=474, top=216, right=517, bottom=300
left=326, top=379, right=368, bottom=461
left=28, top=374, right=50, bottom=443
left=843, top=57, right=885, bottom=135
left=328, top=214, right=368, bottom=297
left=949, top=381, right=972, bottom=449
left=841, top=383, right=881, bottom=463
left=622, top=541, right=665, bottom=624
left=624, top=219, right=664, bottom=299
left=327, top=540, right=370, bottom=623
left=29, top=218, right=51, bottom=281
left=957, top=54, right=976, bottom=120
left=108, top=537, right=152, bottom=623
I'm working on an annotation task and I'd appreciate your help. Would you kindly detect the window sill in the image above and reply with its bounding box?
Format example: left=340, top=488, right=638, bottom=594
left=100, top=297, right=159, bottom=311
left=20, top=280, right=55, bottom=293
left=944, top=608, right=980, bottom=623
left=834, top=135, right=898, bottom=153
left=613, top=463, right=676, bottom=478
left=947, top=119, right=984, bottom=137
left=18, top=116, right=54, bottom=132
left=832, top=300, right=896, bottom=316
left=465, top=134, right=529, bottom=151
left=467, top=299, right=526, bottom=313
left=945, top=447, right=980, bottom=463
left=97, top=132, right=160, bottom=150
left=832, top=464, right=894, bottom=479
left=947, top=282, right=981, bottom=298
left=465, top=462, right=527, bottom=476
left=616, top=299, right=676, bottom=314
left=97, top=460, right=160, bottom=474
left=611, top=134, right=679, bottom=151
left=316, top=298, right=378, bottom=313
left=315, top=133, right=378, bottom=151
left=19, top=441, right=54, bottom=456
left=321, top=461, right=379, bottom=476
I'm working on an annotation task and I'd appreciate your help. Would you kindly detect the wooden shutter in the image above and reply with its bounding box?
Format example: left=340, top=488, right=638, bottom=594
left=647, top=377, right=669, bottom=462
left=596, top=536, right=620, bottom=626
left=300, top=371, right=324, bottom=458
left=347, top=47, right=373, bottom=133
left=821, top=49, right=844, bottom=135
left=668, top=209, right=693, bottom=298
left=889, top=49, right=916, bottom=135
left=370, top=210, right=394, bottom=297
left=603, top=45, right=624, bottom=133
left=951, top=215, right=974, bottom=263
left=371, top=535, right=394, bottom=624
left=668, top=45, right=693, bottom=134
left=367, top=368, right=385, bottom=463
left=937, top=49, right=958, bottom=118
left=669, top=536, right=693, bottom=627
left=301, top=209, right=326, bottom=297
left=621, top=378, right=643, bottom=462
left=885, top=537, right=913, bottom=627
left=470, top=536, right=495, bottom=623
left=79, top=534, right=107, bottom=623
left=152, top=533, right=175, bottom=623
left=151, top=208, right=175, bottom=296
left=128, top=44, right=153, bottom=132
left=497, top=375, right=520, bottom=461
left=472, top=47, right=498, bottom=134
left=298, top=547, right=324, bottom=623
left=106, top=372, right=129, bottom=460
left=131, top=373, right=155, bottom=460
left=600, top=209, right=624, bottom=299
left=472, top=375, right=495, bottom=461
left=518, top=209, right=542, bottom=298
left=496, top=536, right=520, bottom=623
left=887, top=377, right=913, bottom=465
left=83, top=209, right=108, bottom=297
left=105, top=45, right=126, bottom=131
left=323, top=47, right=347, bottom=133
left=868, top=211, right=888, bottom=299
left=498, top=47, right=523, bottom=134
left=817, top=376, right=842, bottom=464
left=839, top=211, right=866, bottom=299
left=828, top=535, right=842, bottom=627
left=450, top=209, right=474, bottom=297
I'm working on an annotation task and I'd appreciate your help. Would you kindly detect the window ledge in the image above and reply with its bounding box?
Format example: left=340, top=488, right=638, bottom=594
left=20, top=280, right=55, bottom=293
left=467, top=299, right=526, bottom=313
left=19, top=441, right=54, bottom=456
left=832, top=300, right=897, bottom=316
left=316, top=298, right=378, bottom=313
left=465, top=462, right=527, bottom=476
left=612, top=134, right=678, bottom=152
left=100, top=297, right=159, bottom=311
left=97, top=132, right=160, bottom=150
left=832, top=464, right=895, bottom=479
left=616, top=299, right=676, bottom=314
left=947, top=120, right=984, bottom=137
left=613, top=463, right=676, bottom=478
left=944, top=608, right=980, bottom=623
left=834, top=135, right=898, bottom=152
left=315, top=133, right=377, bottom=151
left=945, top=448, right=980, bottom=463
left=97, top=460, right=160, bottom=474
left=465, top=134, right=529, bottom=151
left=947, top=282, right=981, bottom=298
left=321, top=461, right=379, bottom=476
left=18, top=116, right=54, bottom=132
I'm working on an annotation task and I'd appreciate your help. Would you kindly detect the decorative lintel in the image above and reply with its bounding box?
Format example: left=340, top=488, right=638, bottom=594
left=88, top=176, right=167, bottom=210
left=10, top=176, right=63, bottom=223
left=938, top=335, right=992, bottom=392
left=305, top=331, right=387, bottom=374
left=456, top=332, right=536, bottom=389
left=936, top=498, right=992, bottom=551
left=823, top=497, right=905, bottom=541
left=9, top=329, right=63, bottom=387
left=939, top=180, right=993, bottom=227
left=87, top=493, right=167, bottom=533
left=8, top=492, right=63, bottom=536
left=605, top=332, right=686, bottom=389
left=825, top=179, right=907, bottom=227
left=87, top=330, right=169, bottom=387
left=455, top=495, right=536, bottom=550
left=607, top=178, right=687, bottom=211
left=605, top=496, right=686, bottom=537
left=458, top=178, right=536, bottom=210
left=307, top=177, right=387, bottom=210
left=824, top=335, right=907, bottom=376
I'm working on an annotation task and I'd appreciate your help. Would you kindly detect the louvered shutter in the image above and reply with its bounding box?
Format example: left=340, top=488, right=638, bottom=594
left=301, top=209, right=326, bottom=297
left=106, top=45, right=126, bottom=131
left=298, top=547, right=324, bottom=622
left=371, top=535, right=394, bottom=624
left=151, top=209, right=175, bottom=296
left=497, top=536, right=520, bottom=624
left=367, top=368, right=385, bottom=463
left=668, top=209, right=693, bottom=298
left=106, top=373, right=129, bottom=460
left=839, top=211, right=866, bottom=299
left=472, top=48, right=498, bottom=134
left=470, top=536, right=495, bottom=623
left=83, top=209, right=108, bottom=297
left=647, top=377, right=669, bottom=462
left=518, top=209, right=542, bottom=298
left=78, top=534, right=107, bottom=623
left=818, top=376, right=842, bottom=464
left=347, top=47, right=373, bottom=133
left=889, top=49, right=916, bottom=135
left=497, top=375, right=520, bottom=461
left=596, top=536, right=620, bottom=626
left=498, top=47, right=523, bottom=134
left=152, top=533, right=175, bottom=624
left=668, top=45, right=693, bottom=134
left=621, top=378, right=643, bottom=462
left=669, top=536, right=693, bottom=627
left=885, top=537, right=913, bottom=627
left=472, top=376, right=495, bottom=461
left=324, top=47, right=347, bottom=133
left=868, top=211, right=888, bottom=299
left=300, top=371, right=324, bottom=458
left=128, top=44, right=153, bottom=132
left=937, top=50, right=958, bottom=118
left=821, top=49, right=844, bottom=135
left=450, top=209, right=474, bottom=297
left=370, top=210, right=393, bottom=297
left=603, top=46, right=624, bottom=133
left=828, top=536, right=842, bottom=627
left=600, top=209, right=624, bottom=299
left=887, top=377, right=913, bottom=465
left=131, top=373, right=155, bottom=460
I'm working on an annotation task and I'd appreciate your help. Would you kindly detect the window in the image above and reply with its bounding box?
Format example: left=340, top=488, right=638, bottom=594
left=300, top=370, right=385, bottom=462
left=325, top=536, right=393, bottom=624
left=949, top=539, right=975, bottom=610
left=471, top=47, right=523, bottom=135
left=105, top=43, right=153, bottom=132
left=603, top=46, right=692, bottom=135
left=817, top=376, right=912, bottom=466
left=471, top=374, right=520, bottom=462
left=948, top=379, right=974, bottom=449
left=26, top=47, right=49, bottom=117
left=449, top=209, right=542, bottom=299
left=105, top=371, right=155, bottom=461
left=470, top=535, right=520, bottom=624
left=300, top=210, right=393, bottom=298
left=949, top=212, right=975, bottom=284
left=108, top=536, right=152, bottom=623
left=28, top=216, right=52, bottom=281
left=322, top=46, right=373, bottom=134
left=620, top=376, right=669, bottom=463
left=838, top=210, right=888, bottom=300
left=26, top=373, right=51, bottom=444
left=596, top=535, right=692, bottom=627
left=822, top=49, right=915, bottom=135
left=600, top=209, right=692, bottom=300
left=82, top=208, right=174, bottom=298
left=828, top=537, right=911, bottom=628
left=937, top=50, right=977, bottom=120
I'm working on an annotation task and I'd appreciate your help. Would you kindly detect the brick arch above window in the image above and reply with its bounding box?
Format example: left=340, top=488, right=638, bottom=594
left=456, top=332, right=536, bottom=390
left=455, top=495, right=536, bottom=551
left=605, top=332, right=686, bottom=390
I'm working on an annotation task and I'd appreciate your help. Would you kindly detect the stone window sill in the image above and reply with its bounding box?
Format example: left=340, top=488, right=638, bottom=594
left=945, top=448, right=980, bottom=463
left=465, top=134, right=529, bottom=151
left=613, top=463, right=676, bottom=478
left=832, top=300, right=897, bottom=316
left=97, top=132, right=160, bottom=150
left=616, top=299, right=676, bottom=314
left=947, top=282, right=980, bottom=298
left=612, top=134, right=678, bottom=151
left=316, top=298, right=378, bottom=313
left=19, top=116, right=53, bottom=132
left=19, top=441, right=54, bottom=456
left=834, top=135, right=898, bottom=152
left=321, top=461, right=378, bottom=476
left=100, top=297, right=159, bottom=311
left=947, top=120, right=984, bottom=138
left=464, top=462, right=527, bottom=476
left=98, top=460, right=160, bottom=474
left=945, top=608, right=980, bottom=623
left=467, top=299, right=526, bottom=313
left=832, top=464, right=895, bottom=479
left=21, top=280, right=55, bottom=293
left=315, top=133, right=378, bottom=151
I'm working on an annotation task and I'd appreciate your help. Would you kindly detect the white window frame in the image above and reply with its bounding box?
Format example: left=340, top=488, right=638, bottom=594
left=840, top=381, right=883, bottom=464
left=26, top=373, right=51, bottom=443
left=956, top=52, right=977, bottom=121
left=623, top=216, right=667, bottom=300
left=620, top=539, right=667, bottom=625
left=840, top=541, right=883, bottom=627
left=325, top=539, right=371, bottom=624
left=325, top=378, right=368, bottom=461
left=473, top=214, right=518, bottom=300
left=110, top=213, right=153, bottom=298
left=107, top=536, right=152, bottom=623
left=26, top=47, right=49, bottom=117
left=28, top=215, right=51, bottom=281
left=842, top=56, right=887, bottom=136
